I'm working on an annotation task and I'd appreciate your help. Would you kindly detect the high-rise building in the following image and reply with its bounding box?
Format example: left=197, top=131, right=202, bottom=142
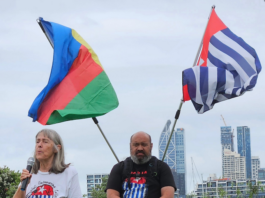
left=223, top=149, right=246, bottom=180
left=220, top=126, right=234, bottom=177
left=221, top=126, right=234, bottom=152
left=159, top=120, right=186, bottom=197
left=258, top=168, right=265, bottom=180
left=251, top=156, right=260, bottom=179
left=87, top=174, right=109, bottom=198
left=237, top=126, right=252, bottom=179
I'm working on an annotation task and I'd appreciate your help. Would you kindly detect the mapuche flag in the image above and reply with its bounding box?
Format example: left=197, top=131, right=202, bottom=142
left=182, top=9, right=261, bottom=113
left=28, top=18, right=119, bottom=125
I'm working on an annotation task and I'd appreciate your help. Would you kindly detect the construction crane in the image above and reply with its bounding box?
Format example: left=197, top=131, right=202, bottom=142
left=190, top=157, right=202, bottom=195
left=221, top=114, right=227, bottom=126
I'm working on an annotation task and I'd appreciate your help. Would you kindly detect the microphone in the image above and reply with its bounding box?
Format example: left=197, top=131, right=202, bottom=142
left=21, top=157, right=35, bottom=191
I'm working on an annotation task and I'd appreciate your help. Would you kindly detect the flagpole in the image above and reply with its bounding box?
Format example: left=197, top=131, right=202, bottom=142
left=92, top=117, right=120, bottom=162
left=162, top=99, right=184, bottom=161
left=162, top=5, right=216, bottom=162
left=193, top=5, right=215, bottom=66
left=36, top=17, right=120, bottom=163
left=36, top=18, right=54, bottom=48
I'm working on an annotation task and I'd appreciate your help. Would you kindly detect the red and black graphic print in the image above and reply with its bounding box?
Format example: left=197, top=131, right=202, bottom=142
left=28, top=184, right=54, bottom=198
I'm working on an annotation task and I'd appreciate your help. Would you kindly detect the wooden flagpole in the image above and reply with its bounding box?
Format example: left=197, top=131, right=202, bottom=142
left=162, top=5, right=216, bottom=161
left=36, top=18, right=120, bottom=163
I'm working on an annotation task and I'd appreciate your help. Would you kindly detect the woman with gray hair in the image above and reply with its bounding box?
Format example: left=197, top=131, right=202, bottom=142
left=13, top=129, right=82, bottom=198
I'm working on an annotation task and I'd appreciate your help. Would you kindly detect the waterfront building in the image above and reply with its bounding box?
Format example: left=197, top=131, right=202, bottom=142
left=159, top=120, right=186, bottom=197
left=220, top=126, right=234, bottom=177
left=195, top=177, right=265, bottom=198
left=259, top=168, right=265, bottom=180
left=237, top=126, right=252, bottom=179
left=252, top=156, right=260, bottom=179
left=87, top=173, right=109, bottom=198
left=223, top=149, right=246, bottom=180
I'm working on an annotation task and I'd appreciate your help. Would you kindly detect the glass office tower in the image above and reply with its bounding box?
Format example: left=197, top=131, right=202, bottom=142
left=237, top=126, right=252, bottom=179
left=159, top=120, right=186, bottom=197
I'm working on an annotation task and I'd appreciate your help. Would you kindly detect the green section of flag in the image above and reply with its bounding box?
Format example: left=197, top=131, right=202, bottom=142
left=46, top=71, right=119, bottom=125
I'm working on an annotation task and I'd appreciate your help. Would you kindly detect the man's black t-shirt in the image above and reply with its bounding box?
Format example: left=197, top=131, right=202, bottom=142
left=106, top=157, right=176, bottom=198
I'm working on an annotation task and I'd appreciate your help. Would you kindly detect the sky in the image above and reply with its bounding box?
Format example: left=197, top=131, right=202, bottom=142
left=0, top=0, right=265, bottom=195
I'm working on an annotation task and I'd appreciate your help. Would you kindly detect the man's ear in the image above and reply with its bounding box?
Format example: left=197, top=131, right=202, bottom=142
left=151, top=143, right=153, bottom=150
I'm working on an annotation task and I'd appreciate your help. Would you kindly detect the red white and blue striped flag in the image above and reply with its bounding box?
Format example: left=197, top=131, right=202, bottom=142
left=183, top=9, right=262, bottom=113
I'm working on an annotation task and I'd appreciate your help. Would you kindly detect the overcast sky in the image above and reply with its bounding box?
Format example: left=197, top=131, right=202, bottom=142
left=0, top=0, right=265, bottom=195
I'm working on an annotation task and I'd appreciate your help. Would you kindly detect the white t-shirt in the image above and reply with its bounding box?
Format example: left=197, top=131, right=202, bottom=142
left=25, top=166, right=82, bottom=198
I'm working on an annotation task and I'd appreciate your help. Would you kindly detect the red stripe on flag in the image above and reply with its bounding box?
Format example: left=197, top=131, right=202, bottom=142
left=37, top=45, right=103, bottom=125
left=199, top=9, right=227, bottom=66
left=183, top=84, right=191, bottom=101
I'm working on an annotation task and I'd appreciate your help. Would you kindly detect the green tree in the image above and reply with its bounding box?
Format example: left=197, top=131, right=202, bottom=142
left=236, top=186, right=243, bottom=198
left=186, top=191, right=196, bottom=198
left=91, top=176, right=108, bottom=198
left=246, top=180, right=265, bottom=198
left=0, top=166, right=21, bottom=198
left=218, top=187, right=227, bottom=198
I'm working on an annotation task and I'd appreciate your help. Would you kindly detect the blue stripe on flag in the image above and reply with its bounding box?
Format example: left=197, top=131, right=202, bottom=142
left=28, top=18, right=81, bottom=122
left=232, top=87, right=240, bottom=96
left=248, top=75, right=258, bottom=89
left=222, top=28, right=261, bottom=74
left=183, top=69, right=196, bottom=100
left=199, top=67, right=209, bottom=112
left=183, top=68, right=203, bottom=112
left=216, top=68, right=226, bottom=92
left=210, top=35, right=256, bottom=77
left=208, top=51, right=226, bottom=69
left=130, top=183, right=135, bottom=198
left=221, top=28, right=256, bottom=59
left=208, top=47, right=249, bottom=88
left=131, top=183, right=135, bottom=198
left=136, top=184, right=140, bottom=198
left=123, top=182, right=128, bottom=198
left=208, top=52, right=242, bottom=89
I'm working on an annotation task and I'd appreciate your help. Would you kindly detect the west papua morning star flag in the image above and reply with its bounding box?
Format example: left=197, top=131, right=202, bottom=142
left=28, top=18, right=119, bottom=125
left=182, top=9, right=262, bottom=114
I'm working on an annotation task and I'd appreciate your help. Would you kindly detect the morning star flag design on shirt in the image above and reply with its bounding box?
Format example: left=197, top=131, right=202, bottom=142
left=28, top=185, right=54, bottom=198
left=28, top=18, right=119, bottom=125
left=122, top=177, right=147, bottom=198
left=182, top=9, right=261, bottom=113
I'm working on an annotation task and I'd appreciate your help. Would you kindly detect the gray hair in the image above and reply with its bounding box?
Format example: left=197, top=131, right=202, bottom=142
left=32, top=129, right=69, bottom=174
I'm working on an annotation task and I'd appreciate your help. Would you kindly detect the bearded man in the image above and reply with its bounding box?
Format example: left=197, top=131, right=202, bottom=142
left=106, top=131, right=176, bottom=198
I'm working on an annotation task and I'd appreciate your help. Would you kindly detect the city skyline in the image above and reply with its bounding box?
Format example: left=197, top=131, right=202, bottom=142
left=220, top=125, right=264, bottom=182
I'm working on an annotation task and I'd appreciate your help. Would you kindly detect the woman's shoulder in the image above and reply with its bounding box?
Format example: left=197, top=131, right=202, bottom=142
left=63, top=165, right=78, bottom=176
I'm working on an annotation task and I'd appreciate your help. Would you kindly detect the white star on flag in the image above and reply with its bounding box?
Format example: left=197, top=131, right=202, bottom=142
left=38, top=186, right=46, bottom=194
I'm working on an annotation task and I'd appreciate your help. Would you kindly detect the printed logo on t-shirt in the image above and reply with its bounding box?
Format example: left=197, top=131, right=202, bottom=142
left=122, top=177, right=147, bottom=198
left=26, top=181, right=59, bottom=198
left=28, top=184, right=54, bottom=198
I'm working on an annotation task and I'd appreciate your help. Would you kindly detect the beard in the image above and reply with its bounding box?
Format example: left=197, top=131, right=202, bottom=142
left=131, top=151, right=152, bottom=165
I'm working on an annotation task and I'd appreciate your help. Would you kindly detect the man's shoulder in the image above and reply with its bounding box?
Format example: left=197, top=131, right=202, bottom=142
left=150, top=156, right=165, bottom=164
left=111, top=159, right=126, bottom=172
left=150, top=156, right=171, bottom=170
